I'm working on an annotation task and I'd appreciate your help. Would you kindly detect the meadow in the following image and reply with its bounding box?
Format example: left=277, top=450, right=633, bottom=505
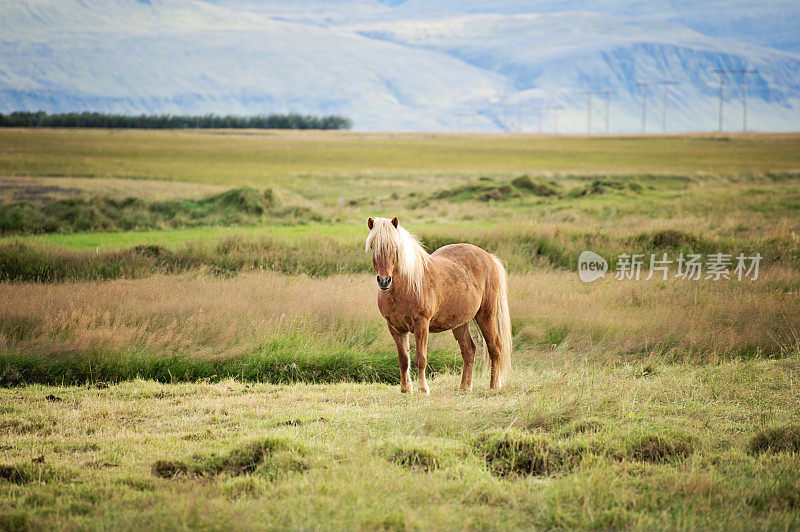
left=1, top=129, right=799, bottom=530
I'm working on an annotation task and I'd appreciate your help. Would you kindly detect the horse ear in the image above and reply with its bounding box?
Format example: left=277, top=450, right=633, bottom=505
left=367, top=217, right=374, bottom=230
left=391, top=217, right=398, bottom=228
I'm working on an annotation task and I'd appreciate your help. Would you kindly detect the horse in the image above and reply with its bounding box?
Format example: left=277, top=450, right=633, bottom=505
left=365, top=217, right=512, bottom=394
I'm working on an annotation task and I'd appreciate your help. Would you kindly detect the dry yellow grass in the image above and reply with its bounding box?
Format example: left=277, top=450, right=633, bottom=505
left=0, top=273, right=381, bottom=361
left=510, top=268, right=800, bottom=360
left=2, top=268, right=797, bottom=367
left=0, top=176, right=225, bottom=204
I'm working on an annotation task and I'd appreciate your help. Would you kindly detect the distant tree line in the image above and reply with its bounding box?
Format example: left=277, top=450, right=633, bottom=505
left=0, top=111, right=352, bottom=130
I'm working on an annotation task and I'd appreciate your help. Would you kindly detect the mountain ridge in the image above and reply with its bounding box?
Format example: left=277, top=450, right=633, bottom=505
left=1, top=0, right=798, bottom=132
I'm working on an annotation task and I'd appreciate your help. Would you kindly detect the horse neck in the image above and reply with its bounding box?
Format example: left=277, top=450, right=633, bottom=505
left=395, top=241, right=428, bottom=296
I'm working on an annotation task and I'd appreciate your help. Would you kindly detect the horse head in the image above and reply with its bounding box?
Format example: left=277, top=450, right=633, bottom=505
left=366, top=217, right=399, bottom=290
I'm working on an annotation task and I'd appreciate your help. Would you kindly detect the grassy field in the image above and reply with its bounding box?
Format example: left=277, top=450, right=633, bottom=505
left=3, top=130, right=800, bottom=185
left=1, top=129, right=799, bottom=530
left=1, top=361, right=799, bottom=530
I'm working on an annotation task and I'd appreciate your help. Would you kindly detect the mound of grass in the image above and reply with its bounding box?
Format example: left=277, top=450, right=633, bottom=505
left=381, top=439, right=465, bottom=473
left=510, top=175, right=559, bottom=196
left=0, top=240, right=195, bottom=282
left=384, top=445, right=441, bottom=472
left=748, top=426, right=800, bottom=455
left=0, top=336, right=461, bottom=387
left=0, top=187, right=320, bottom=235
left=433, top=182, right=520, bottom=202
left=635, top=229, right=707, bottom=252
left=152, top=437, right=307, bottom=480
left=0, top=462, right=69, bottom=485
left=568, top=178, right=642, bottom=197
left=0, top=463, right=32, bottom=484
left=627, top=434, right=693, bottom=463
left=0, top=233, right=370, bottom=282
left=473, top=429, right=580, bottom=477
left=432, top=175, right=558, bottom=202
left=568, top=418, right=605, bottom=435
left=150, top=460, right=189, bottom=479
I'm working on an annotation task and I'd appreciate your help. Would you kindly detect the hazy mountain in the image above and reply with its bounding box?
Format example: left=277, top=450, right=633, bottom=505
left=1, top=0, right=798, bottom=132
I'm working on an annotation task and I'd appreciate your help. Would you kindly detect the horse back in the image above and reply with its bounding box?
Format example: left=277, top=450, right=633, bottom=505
left=429, top=243, right=502, bottom=302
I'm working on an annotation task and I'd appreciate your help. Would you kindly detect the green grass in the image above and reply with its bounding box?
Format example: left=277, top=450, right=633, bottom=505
left=1, top=357, right=799, bottom=529
left=0, top=223, right=367, bottom=251
left=2, top=131, right=800, bottom=190
left=0, top=187, right=318, bottom=235
left=0, top=232, right=377, bottom=281
left=0, top=335, right=460, bottom=387
left=3, top=213, right=798, bottom=282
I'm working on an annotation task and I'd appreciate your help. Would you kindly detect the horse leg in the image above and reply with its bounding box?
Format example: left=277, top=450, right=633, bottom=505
left=388, top=325, right=412, bottom=394
left=475, top=311, right=503, bottom=389
left=452, top=323, right=476, bottom=392
left=413, top=317, right=430, bottom=395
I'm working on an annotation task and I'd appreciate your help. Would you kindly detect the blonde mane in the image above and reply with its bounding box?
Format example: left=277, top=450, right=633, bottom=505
left=365, top=218, right=429, bottom=296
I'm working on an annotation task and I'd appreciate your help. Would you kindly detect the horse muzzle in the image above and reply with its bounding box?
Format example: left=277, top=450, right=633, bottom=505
left=377, top=275, right=392, bottom=291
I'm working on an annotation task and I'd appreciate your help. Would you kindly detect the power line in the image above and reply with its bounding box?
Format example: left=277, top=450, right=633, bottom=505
left=581, top=90, right=615, bottom=134
left=600, top=90, right=615, bottom=134
left=711, top=69, right=758, bottom=132
left=636, top=81, right=677, bottom=133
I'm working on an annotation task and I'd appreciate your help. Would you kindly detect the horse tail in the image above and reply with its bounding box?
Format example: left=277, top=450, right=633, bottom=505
left=492, top=256, right=512, bottom=385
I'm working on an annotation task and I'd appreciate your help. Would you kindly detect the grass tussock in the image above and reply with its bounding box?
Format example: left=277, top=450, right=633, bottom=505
left=567, top=418, right=605, bottom=435
left=748, top=426, right=800, bottom=455
left=152, top=437, right=307, bottom=480
left=381, top=439, right=466, bottom=473
left=567, top=177, right=643, bottom=197
left=383, top=445, right=442, bottom=472
left=627, top=434, right=694, bottom=463
left=646, top=229, right=704, bottom=250
left=0, top=187, right=319, bottom=235
left=0, top=462, right=69, bottom=485
left=474, top=429, right=581, bottom=477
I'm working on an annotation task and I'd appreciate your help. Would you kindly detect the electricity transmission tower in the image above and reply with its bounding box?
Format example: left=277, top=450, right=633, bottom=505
left=711, top=68, right=758, bottom=132
left=636, top=81, right=677, bottom=133
left=581, top=90, right=615, bottom=134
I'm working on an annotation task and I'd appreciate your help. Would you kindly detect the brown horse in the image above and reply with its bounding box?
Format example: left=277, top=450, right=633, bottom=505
left=365, top=217, right=512, bottom=394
